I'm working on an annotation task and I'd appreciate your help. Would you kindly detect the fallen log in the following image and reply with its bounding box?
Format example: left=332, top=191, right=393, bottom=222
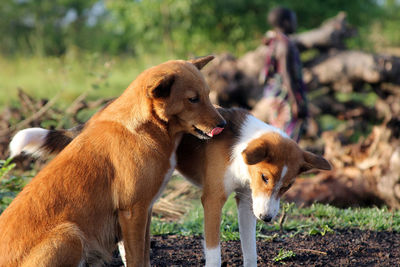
left=304, top=50, right=400, bottom=92
left=291, top=12, right=356, bottom=52
left=284, top=123, right=400, bottom=209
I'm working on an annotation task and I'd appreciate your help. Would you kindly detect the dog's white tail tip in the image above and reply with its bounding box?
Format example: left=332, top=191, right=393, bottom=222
left=9, top=128, right=49, bottom=158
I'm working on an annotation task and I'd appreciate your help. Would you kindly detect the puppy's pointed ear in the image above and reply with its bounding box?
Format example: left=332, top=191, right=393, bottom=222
left=299, top=151, right=332, bottom=173
left=188, top=55, right=215, bottom=70
left=147, top=73, right=175, bottom=98
left=242, top=139, right=269, bottom=165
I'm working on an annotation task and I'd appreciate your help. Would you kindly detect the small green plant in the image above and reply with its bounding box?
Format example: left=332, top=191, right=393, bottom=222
left=308, top=224, right=334, bottom=236
left=0, top=158, right=15, bottom=179
left=273, top=249, right=296, bottom=263
left=279, top=202, right=296, bottom=232
left=257, top=233, right=279, bottom=242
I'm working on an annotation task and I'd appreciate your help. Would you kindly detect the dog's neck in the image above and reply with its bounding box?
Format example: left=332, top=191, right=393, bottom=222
left=92, top=83, right=181, bottom=142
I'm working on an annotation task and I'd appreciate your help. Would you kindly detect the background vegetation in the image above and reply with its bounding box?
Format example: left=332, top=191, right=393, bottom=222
left=2, top=0, right=400, bottom=108
left=2, top=0, right=400, bottom=58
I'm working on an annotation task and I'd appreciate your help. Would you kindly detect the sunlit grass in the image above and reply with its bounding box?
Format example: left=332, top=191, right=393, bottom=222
left=0, top=53, right=178, bottom=109
left=151, top=194, right=400, bottom=239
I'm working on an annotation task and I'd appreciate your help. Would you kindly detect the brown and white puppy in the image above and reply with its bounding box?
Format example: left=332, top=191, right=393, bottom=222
left=178, top=108, right=331, bottom=267
left=10, top=108, right=330, bottom=267
left=1, top=56, right=226, bottom=267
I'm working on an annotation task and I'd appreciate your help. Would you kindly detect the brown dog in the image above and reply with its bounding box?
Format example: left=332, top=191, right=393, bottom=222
left=1, top=56, right=226, bottom=267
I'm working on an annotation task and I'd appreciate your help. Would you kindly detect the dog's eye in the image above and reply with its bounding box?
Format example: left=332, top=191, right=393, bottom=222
left=188, top=96, right=199, bottom=103
left=261, top=173, right=269, bottom=184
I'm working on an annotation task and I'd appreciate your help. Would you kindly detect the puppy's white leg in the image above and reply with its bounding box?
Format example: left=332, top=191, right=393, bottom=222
left=204, top=243, right=221, bottom=267
left=202, top=192, right=227, bottom=267
left=237, top=194, right=257, bottom=267
left=118, top=241, right=126, bottom=267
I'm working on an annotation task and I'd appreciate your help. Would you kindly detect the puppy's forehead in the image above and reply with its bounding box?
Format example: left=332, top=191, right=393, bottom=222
left=259, top=133, right=287, bottom=163
left=255, top=134, right=303, bottom=180
left=257, top=161, right=280, bottom=177
left=261, top=132, right=301, bottom=160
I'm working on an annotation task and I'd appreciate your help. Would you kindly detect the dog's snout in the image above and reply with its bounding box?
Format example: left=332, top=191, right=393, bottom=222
left=260, top=214, right=272, bottom=223
left=217, top=120, right=227, bottom=129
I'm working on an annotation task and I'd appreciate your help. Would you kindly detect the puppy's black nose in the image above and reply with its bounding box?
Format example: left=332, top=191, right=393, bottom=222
left=260, top=215, right=272, bottom=223
left=217, top=120, right=227, bottom=128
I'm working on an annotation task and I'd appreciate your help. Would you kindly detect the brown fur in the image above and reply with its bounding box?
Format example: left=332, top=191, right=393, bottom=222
left=0, top=56, right=225, bottom=267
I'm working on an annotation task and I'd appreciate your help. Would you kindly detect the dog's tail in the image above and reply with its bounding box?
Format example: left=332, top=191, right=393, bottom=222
left=9, top=125, right=84, bottom=158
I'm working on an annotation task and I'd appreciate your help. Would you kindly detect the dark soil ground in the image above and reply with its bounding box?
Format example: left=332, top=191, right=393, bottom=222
left=110, top=229, right=399, bottom=266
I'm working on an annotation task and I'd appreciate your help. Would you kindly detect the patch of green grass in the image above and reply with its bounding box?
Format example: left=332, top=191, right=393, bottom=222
left=150, top=216, right=182, bottom=236
left=150, top=195, right=400, bottom=239
left=220, top=196, right=240, bottom=241
left=285, top=203, right=400, bottom=233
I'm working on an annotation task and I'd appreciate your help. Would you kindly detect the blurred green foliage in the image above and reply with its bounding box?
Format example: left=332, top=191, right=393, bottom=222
left=0, top=159, right=31, bottom=213
left=1, top=0, right=399, bottom=57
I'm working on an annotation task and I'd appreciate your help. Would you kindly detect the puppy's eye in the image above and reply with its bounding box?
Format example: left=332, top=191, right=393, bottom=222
left=188, top=96, right=199, bottom=103
left=261, top=173, right=269, bottom=185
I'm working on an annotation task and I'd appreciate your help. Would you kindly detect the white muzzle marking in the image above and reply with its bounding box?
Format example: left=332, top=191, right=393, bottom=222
left=252, top=194, right=280, bottom=221
left=252, top=165, right=287, bottom=221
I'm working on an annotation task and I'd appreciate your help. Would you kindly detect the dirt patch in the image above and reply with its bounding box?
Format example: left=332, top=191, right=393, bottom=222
left=109, top=229, right=399, bottom=266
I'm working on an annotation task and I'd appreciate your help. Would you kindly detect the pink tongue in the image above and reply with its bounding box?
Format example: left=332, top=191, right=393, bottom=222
left=210, top=127, right=224, bottom=137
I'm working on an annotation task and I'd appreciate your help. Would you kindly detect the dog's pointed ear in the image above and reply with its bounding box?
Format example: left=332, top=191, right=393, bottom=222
left=147, top=73, right=175, bottom=99
left=299, top=151, right=332, bottom=173
left=188, top=55, right=215, bottom=70
left=242, top=139, right=269, bottom=165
